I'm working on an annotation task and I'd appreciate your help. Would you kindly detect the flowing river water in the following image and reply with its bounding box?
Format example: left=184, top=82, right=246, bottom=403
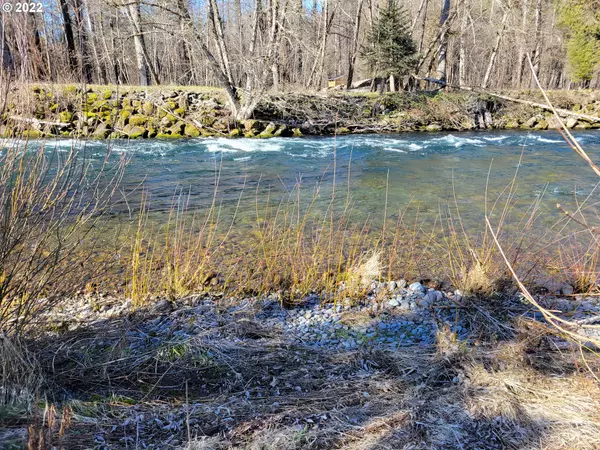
left=16, top=130, right=600, bottom=233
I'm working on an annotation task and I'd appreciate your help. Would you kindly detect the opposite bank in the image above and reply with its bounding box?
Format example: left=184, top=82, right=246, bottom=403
left=2, top=85, right=600, bottom=139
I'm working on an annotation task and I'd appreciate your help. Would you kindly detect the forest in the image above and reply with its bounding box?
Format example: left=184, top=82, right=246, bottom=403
left=2, top=0, right=600, bottom=95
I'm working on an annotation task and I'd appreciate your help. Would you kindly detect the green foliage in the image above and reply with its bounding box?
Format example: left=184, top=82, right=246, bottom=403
left=558, top=0, right=600, bottom=82
left=362, top=0, right=417, bottom=77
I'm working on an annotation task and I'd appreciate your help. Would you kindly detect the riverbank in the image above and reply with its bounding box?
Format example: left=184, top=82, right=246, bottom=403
left=2, top=84, right=600, bottom=139
left=3, top=285, right=600, bottom=449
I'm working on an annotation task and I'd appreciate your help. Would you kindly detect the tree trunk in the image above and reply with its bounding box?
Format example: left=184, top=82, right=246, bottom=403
left=0, top=17, right=13, bottom=72
left=516, top=0, right=529, bottom=87
left=307, top=0, right=332, bottom=88
left=127, top=1, right=148, bottom=85
left=436, top=0, right=451, bottom=85
left=58, top=0, right=77, bottom=76
left=81, top=0, right=107, bottom=83
left=72, top=0, right=93, bottom=83
left=417, top=0, right=430, bottom=54
left=457, top=1, right=466, bottom=87
left=209, top=0, right=234, bottom=86
left=530, top=0, right=542, bottom=87
left=125, top=1, right=159, bottom=85
left=482, top=10, right=508, bottom=89
left=346, top=0, right=364, bottom=89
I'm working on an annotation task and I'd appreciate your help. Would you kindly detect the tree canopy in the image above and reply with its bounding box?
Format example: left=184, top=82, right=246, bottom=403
left=558, top=0, right=600, bottom=83
left=362, top=0, right=417, bottom=78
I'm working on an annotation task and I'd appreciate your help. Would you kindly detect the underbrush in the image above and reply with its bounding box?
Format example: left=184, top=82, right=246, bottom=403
left=2, top=126, right=600, bottom=448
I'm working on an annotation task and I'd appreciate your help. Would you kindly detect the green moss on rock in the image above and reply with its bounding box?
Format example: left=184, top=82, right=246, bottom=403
left=59, top=111, right=73, bottom=123
left=142, top=102, right=154, bottom=116
left=258, top=123, right=277, bottom=138
left=229, top=128, right=241, bottom=137
left=129, top=115, right=148, bottom=126
left=169, top=122, right=184, bottom=135
left=22, top=130, right=44, bottom=138
left=123, top=124, right=147, bottom=139
left=184, top=124, right=201, bottom=138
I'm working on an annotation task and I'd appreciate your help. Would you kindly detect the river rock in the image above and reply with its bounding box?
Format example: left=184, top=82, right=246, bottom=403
left=560, top=284, right=574, bottom=295
left=524, top=117, right=538, bottom=128
left=566, top=117, right=578, bottom=129
left=409, top=282, right=426, bottom=293
left=425, top=123, right=442, bottom=131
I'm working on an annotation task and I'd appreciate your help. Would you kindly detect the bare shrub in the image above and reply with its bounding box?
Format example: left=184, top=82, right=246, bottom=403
left=0, top=138, right=125, bottom=334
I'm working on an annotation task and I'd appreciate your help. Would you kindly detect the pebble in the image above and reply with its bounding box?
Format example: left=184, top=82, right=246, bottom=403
left=409, top=282, right=426, bottom=293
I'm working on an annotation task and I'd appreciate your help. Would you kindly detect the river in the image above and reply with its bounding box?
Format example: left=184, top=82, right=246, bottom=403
left=15, top=130, right=600, bottom=232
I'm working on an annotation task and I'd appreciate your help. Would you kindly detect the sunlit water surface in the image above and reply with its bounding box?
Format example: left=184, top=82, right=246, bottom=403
left=14, top=130, right=600, bottom=234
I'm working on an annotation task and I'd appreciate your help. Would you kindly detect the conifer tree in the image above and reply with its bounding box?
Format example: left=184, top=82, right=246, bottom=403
left=362, top=0, right=417, bottom=89
left=558, top=0, right=600, bottom=86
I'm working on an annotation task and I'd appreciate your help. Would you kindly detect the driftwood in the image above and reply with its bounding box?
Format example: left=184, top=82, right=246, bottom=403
left=9, top=116, right=70, bottom=127
left=417, top=76, right=600, bottom=123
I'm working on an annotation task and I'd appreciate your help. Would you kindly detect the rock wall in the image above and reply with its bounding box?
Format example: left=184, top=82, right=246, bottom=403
left=1, top=85, right=600, bottom=139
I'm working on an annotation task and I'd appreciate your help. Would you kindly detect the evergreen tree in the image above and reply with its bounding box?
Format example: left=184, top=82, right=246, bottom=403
left=362, top=0, right=417, bottom=80
left=558, top=0, right=600, bottom=85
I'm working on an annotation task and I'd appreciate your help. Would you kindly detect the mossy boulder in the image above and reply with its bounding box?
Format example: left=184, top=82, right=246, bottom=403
left=244, top=119, right=261, bottom=132
left=92, top=122, right=111, bottom=139
left=292, top=127, right=303, bottom=137
left=169, top=122, right=185, bottom=136
left=22, top=130, right=44, bottom=138
left=166, top=100, right=177, bottom=110
left=200, top=115, right=216, bottom=127
left=524, top=117, right=538, bottom=128
left=229, top=128, right=241, bottom=137
left=103, top=91, right=113, bottom=100
left=566, top=117, right=578, bottom=129
left=184, top=124, right=201, bottom=138
left=161, top=116, right=175, bottom=127
left=274, top=125, right=287, bottom=137
left=425, top=123, right=442, bottom=132
left=86, top=93, right=98, bottom=103
left=575, top=121, right=592, bottom=129
left=122, top=97, right=132, bottom=109
left=142, top=102, right=154, bottom=116
left=336, top=127, right=351, bottom=134
left=505, top=120, right=520, bottom=129
left=258, top=122, right=277, bottom=138
left=93, top=100, right=111, bottom=112
left=129, top=115, right=148, bottom=126
left=119, top=109, right=132, bottom=124
left=174, top=107, right=186, bottom=117
left=123, top=124, right=147, bottom=139
left=59, top=111, right=74, bottom=123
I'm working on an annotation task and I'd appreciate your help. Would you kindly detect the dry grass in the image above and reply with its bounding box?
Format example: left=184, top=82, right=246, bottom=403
left=9, top=299, right=595, bottom=450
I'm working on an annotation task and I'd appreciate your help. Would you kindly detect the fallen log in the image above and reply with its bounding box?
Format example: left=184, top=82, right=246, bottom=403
left=9, top=116, right=71, bottom=127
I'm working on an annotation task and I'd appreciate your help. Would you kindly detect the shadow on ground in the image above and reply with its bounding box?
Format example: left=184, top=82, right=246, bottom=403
left=12, top=298, right=600, bottom=450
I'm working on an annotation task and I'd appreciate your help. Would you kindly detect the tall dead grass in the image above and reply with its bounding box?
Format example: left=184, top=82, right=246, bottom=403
left=0, top=138, right=125, bottom=333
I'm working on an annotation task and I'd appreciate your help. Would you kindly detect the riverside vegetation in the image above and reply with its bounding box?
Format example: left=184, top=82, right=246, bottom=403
left=2, top=119, right=600, bottom=448
left=3, top=85, right=600, bottom=140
